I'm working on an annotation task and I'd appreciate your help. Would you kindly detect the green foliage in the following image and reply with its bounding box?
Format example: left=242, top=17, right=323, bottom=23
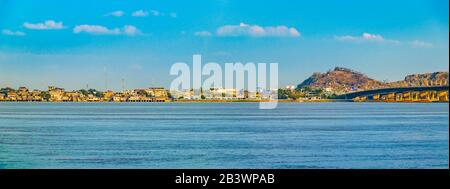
left=326, top=93, right=339, bottom=99
left=0, top=87, right=14, bottom=94
left=167, top=91, right=173, bottom=99
left=136, top=90, right=147, bottom=97
left=79, top=89, right=104, bottom=98
left=41, top=91, right=51, bottom=101
left=278, top=89, right=305, bottom=100
left=79, top=89, right=88, bottom=96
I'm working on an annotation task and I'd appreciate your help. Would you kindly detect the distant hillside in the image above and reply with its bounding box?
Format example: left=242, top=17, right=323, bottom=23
left=297, top=67, right=449, bottom=94
left=385, top=72, right=449, bottom=88
left=297, top=67, right=384, bottom=94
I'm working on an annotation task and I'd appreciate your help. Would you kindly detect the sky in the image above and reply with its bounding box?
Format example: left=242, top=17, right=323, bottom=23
left=0, top=0, right=448, bottom=91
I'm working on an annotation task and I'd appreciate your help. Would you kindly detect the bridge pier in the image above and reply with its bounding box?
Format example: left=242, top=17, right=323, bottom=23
left=373, top=94, right=381, bottom=102
left=395, top=93, right=403, bottom=102
left=438, top=91, right=449, bottom=102
left=402, top=92, right=412, bottom=102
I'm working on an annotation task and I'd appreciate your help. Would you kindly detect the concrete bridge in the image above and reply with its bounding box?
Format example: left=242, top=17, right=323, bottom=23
left=336, top=86, right=449, bottom=102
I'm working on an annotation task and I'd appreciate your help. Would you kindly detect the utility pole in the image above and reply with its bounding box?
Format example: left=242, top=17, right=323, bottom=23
left=121, top=78, right=125, bottom=92
left=103, top=66, right=108, bottom=91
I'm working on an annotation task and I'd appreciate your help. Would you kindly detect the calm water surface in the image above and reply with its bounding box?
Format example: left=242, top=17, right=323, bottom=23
left=0, top=102, right=448, bottom=168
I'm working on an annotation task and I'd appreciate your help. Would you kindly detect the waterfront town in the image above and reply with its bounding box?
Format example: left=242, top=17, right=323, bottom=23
left=0, top=86, right=170, bottom=102
left=1, top=84, right=448, bottom=103
left=0, top=86, right=282, bottom=102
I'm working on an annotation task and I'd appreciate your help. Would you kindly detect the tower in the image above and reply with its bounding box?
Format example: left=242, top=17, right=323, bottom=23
left=121, top=78, right=125, bottom=92
left=103, top=66, right=108, bottom=91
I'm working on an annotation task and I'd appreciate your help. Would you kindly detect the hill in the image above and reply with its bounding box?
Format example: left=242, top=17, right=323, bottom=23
left=297, top=67, right=384, bottom=94
left=297, top=67, right=449, bottom=94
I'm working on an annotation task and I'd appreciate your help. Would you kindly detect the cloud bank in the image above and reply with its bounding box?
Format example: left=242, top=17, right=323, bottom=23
left=335, top=32, right=400, bottom=44
left=73, top=25, right=142, bottom=36
left=2, top=29, right=26, bottom=36
left=216, top=23, right=300, bottom=37
left=132, top=10, right=149, bottom=17
left=409, top=40, right=433, bottom=48
left=131, top=9, right=176, bottom=18
left=105, top=10, right=125, bottom=17
left=23, top=20, right=65, bottom=30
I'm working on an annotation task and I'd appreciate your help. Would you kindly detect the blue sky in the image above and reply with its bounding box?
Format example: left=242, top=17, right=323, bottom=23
left=0, top=0, right=448, bottom=91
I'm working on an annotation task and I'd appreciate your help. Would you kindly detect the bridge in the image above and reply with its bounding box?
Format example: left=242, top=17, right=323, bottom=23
left=336, top=86, right=449, bottom=102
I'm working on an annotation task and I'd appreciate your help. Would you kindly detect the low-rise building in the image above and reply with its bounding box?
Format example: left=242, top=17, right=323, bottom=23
left=103, top=91, right=115, bottom=101
left=48, top=86, right=65, bottom=102
left=6, top=91, right=18, bottom=101
left=65, top=91, right=84, bottom=102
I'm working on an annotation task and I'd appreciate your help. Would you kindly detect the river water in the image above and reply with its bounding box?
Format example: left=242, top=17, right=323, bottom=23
left=0, top=102, right=448, bottom=168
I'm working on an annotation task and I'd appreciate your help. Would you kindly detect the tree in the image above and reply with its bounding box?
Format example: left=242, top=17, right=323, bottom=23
left=167, top=91, right=173, bottom=99
left=41, top=91, right=51, bottom=101
left=278, top=88, right=304, bottom=100
left=79, top=89, right=88, bottom=96
left=136, top=90, right=147, bottom=97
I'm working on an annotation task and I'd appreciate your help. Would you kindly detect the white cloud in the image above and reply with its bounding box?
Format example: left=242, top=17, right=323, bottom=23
left=362, top=33, right=384, bottom=41
left=151, top=10, right=161, bottom=16
left=409, top=40, right=433, bottom=48
left=73, top=25, right=142, bottom=36
left=122, top=25, right=142, bottom=36
left=335, top=35, right=358, bottom=41
left=169, top=12, right=177, bottom=18
left=194, top=31, right=212, bottom=37
left=335, top=32, right=400, bottom=44
left=132, top=10, right=149, bottom=17
left=2, top=29, right=26, bottom=36
left=23, top=20, right=65, bottom=30
left=131, top=9, right=176, bottom=18
left=73, top=25, right=120, bottom=35
left=105, top=10, right=125, bottom=17
left=216, top=23, right=300, bottom=37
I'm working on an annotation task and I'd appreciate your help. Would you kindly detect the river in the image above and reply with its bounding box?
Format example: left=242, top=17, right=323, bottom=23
left=0, top=102, right=448, bottom=168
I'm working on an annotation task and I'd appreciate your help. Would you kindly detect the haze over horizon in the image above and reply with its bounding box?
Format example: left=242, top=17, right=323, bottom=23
left=0, top=0, right=449, bottom=91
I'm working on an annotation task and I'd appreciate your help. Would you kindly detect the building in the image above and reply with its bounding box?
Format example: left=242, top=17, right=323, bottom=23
left=48, top=86, right=65, bottom=102
left=31, top=90, right=43, bottom=101
left=103, top=90, right=115, bottom=101
left=208, top=88, right=237, bottom=100
left=143, top=88, right=169, bottom=102
left=17, top=87, right=30, bottom=101
left=112, top=93, right=128, bottom=102
left=171, top=89, right=194, bottom=100
left=6, top=91, right=18, bottom=101
left=65, top=91, right=84, bottom=102
left=85, top=94, right=100, bottom=102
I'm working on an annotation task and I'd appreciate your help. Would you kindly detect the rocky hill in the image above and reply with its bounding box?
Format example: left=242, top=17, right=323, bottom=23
left=384, top=72, right=449, bottom=88
left=297, top=67, right=449, bottom=94
left=297, top=67, right=384, bottom=94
